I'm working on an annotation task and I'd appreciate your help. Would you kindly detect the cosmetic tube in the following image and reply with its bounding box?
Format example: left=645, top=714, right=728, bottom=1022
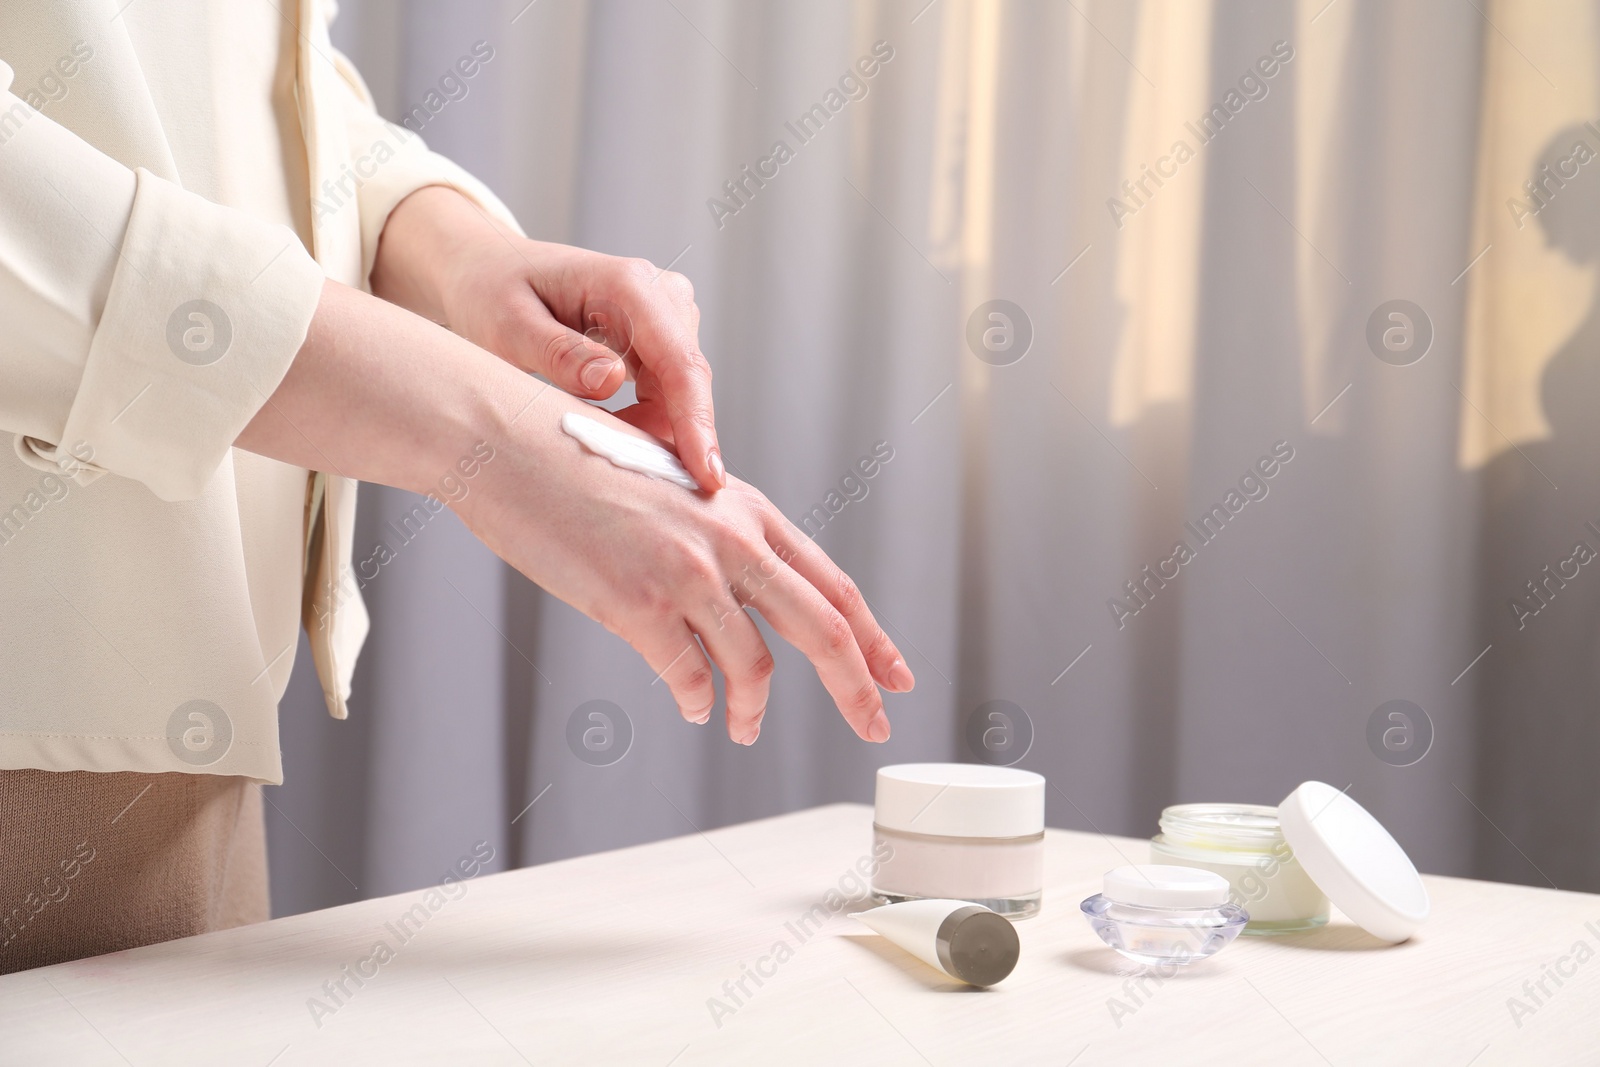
left=855, top=899, right=1020, bottom=987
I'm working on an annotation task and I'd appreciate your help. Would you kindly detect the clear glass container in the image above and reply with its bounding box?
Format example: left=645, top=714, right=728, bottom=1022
left=1080, top=894, right=1248, bottom=966
left=1150, top=803, right=1329, bottom=935
left=870, top=824, right=1044, bottom=919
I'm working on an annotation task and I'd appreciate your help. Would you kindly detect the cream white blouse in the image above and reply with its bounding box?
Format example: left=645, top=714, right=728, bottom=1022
left=0, top=0, right=520, bottom=782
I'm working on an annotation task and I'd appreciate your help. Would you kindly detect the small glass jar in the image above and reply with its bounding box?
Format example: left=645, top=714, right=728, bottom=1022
left=870, top=764, right=1045, bottom=919
left=1081, top=865, right=1249, bottom=966
left=1150, top=803, right=1329, bottom=935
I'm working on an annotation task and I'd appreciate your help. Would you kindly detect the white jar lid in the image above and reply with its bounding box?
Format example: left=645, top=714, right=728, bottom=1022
left=1103, top=864, right=1231, bottom=909
left=1277, top=781, right=1431, bottom=943
left=874, top=763, right=1045, bottom=839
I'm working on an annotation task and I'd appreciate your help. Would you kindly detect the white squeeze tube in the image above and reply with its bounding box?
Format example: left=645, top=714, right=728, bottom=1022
left=854, top=899, right=1020, bottom=987
left=559, top=411, right=699, bottom=490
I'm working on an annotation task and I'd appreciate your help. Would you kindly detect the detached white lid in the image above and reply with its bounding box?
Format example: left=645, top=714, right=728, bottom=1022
left=1103, top=865, right=1231, bottom=909
left=1277, top=781, right=1431, bottom=943
left=874, top=763, right=1045, bottom=838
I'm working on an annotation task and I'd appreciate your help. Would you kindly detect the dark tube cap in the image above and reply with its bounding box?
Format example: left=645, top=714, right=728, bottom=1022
left=935, top=906, right=1020, bottom=986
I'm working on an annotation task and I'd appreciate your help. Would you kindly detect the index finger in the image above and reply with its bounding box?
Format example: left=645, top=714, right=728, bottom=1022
left=622, top=263, right=724, bottom=491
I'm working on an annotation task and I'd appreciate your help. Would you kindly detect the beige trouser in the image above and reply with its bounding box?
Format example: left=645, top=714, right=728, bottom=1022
left=0, top=769, right=269, bottom=974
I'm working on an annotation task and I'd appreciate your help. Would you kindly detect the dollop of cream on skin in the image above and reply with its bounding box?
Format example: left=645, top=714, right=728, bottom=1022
left=560, top=411, right=700, bottom=490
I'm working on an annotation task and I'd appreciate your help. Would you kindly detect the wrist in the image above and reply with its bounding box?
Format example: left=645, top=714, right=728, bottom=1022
left=371, top=185, right=508, bottom=324
left=409, top=325, right=535, bottom=502
left=441, top=353, right=558, bottom=522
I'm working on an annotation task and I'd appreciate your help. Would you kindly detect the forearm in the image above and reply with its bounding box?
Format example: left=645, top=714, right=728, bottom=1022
left=235, top=277, right=532, bottom=495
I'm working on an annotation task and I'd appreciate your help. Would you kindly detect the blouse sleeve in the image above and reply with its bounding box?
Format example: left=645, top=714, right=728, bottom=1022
left=0, top=60, right=325, bottom=502
left=318, top=32, right=525, bottom=289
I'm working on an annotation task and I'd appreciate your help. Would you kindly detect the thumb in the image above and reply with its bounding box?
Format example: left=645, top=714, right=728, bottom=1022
left=495, top=297, right=628, bottom=399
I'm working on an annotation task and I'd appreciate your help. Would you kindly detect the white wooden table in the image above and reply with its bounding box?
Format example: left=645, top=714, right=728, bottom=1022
left=1, top=803, right=1596, bottom=1065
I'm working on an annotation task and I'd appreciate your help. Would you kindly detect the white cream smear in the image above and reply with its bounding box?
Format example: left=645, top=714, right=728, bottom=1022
left=560, top=411, right=700, bottom=490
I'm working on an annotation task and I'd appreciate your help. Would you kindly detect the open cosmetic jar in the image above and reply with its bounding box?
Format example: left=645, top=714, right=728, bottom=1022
left=1081, top=865, right=1248, bottom=966
left=1151, top=782, right=1431, bottom=943
left=870, top=763, right=1046, bottom=919
left=1150, top=802, right=1329, bottom=934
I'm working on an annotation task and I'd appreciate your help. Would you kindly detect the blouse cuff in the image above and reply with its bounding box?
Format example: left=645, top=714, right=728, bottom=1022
left=38, top=168, right=325, bottom=502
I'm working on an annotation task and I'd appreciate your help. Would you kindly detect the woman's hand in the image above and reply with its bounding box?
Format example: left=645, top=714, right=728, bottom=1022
left=239, top=280, right=913, bottom=746
left=457, top=383, right=915, bottom=744
left=371, top=185, right=726, bottom=492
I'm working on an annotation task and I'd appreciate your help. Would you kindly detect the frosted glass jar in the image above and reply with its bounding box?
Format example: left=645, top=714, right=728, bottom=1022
left=1150, top=803, right=1329, bottom=935
left=870, top=764, right=1046, bottom=919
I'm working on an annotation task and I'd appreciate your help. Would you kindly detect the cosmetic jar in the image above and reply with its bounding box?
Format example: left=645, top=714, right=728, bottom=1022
left=1150, top=802, right=1328, bottom=934
left=1080, top=865, right=1248, bottom=966
left=870, top=763, right=1046, bottom=919
left=1151, top=782, right=1431, bottom=943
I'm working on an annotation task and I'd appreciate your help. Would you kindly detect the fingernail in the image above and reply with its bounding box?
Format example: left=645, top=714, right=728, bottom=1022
left=687, top=706, right=711, bottom=724
left=867, top=713, right=891, bottom=743
left=580, top=356, right=620, bottom=392
left=707, top=448, right=726, bottom=488
left=887, top=659, right=914, bottom=692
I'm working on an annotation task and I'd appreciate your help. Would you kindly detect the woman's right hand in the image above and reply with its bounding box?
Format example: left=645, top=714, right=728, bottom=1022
left=455, top=381, right=914, bottom=745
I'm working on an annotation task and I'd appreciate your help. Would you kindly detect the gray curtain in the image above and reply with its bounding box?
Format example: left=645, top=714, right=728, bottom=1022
left=268, top=0, right=1600, bottom=917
